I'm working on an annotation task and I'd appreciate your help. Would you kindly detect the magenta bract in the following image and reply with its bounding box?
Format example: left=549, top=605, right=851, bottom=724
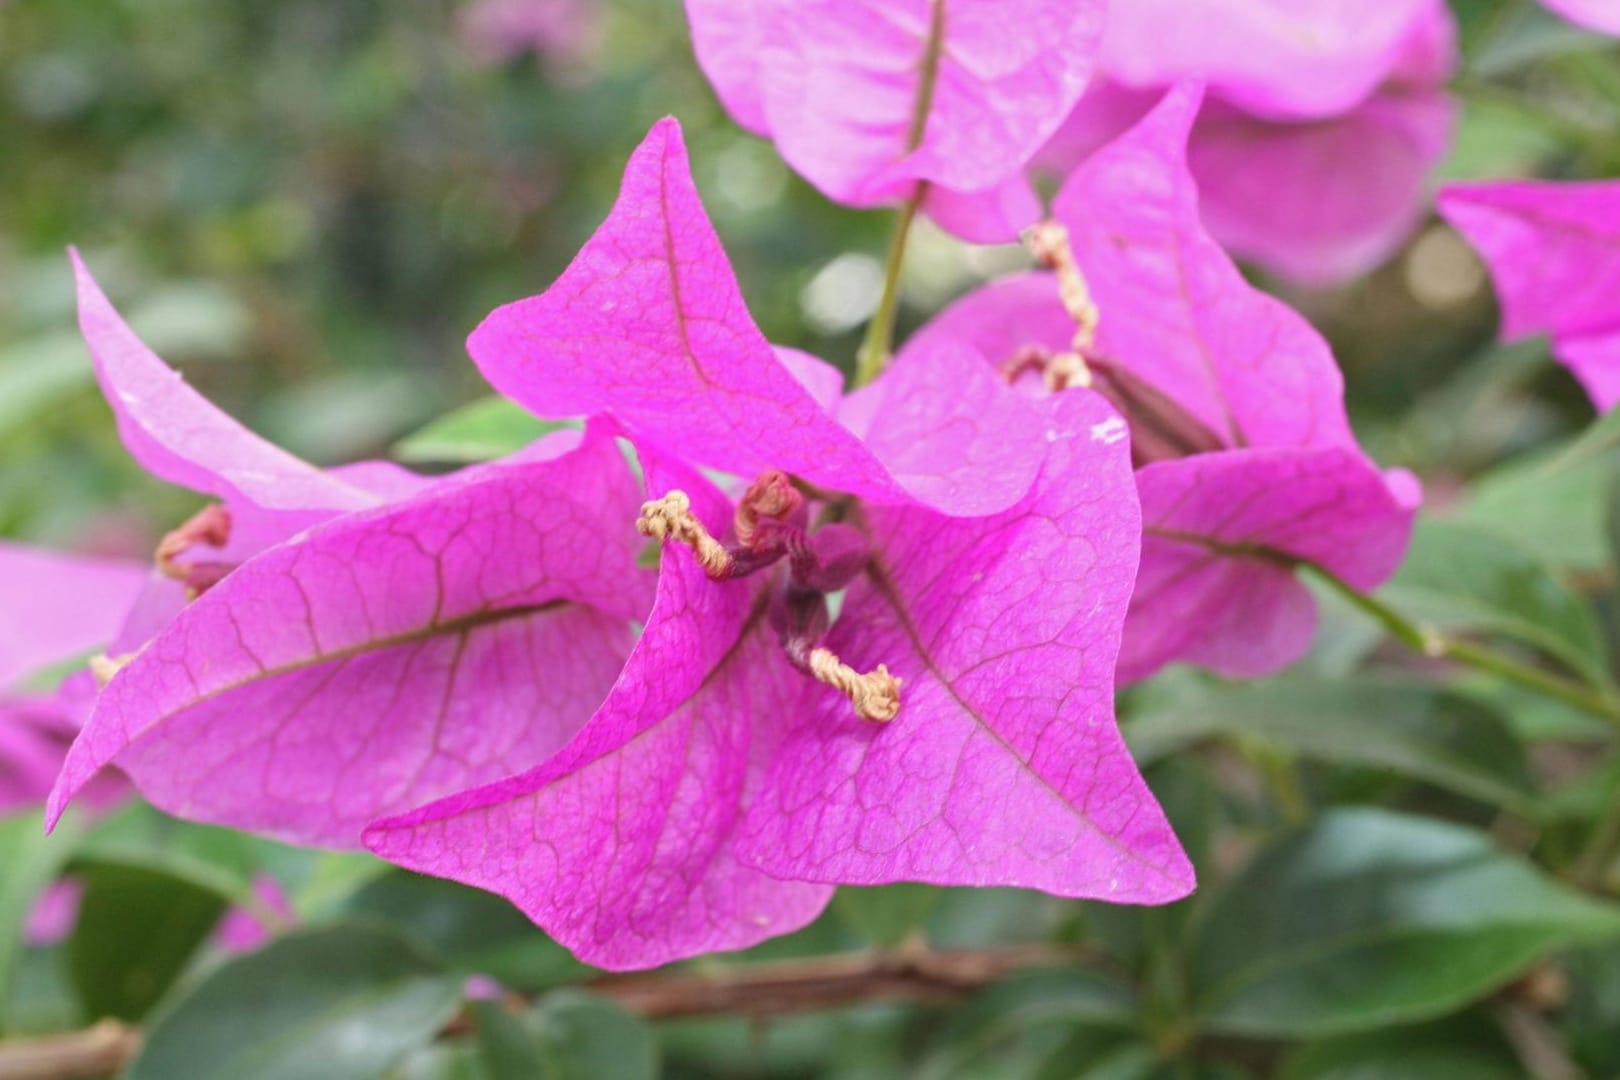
left=1439, top=179, right=1620, bottom=412
left=467, top=118, right=1044, bottom=518
left=47, top=427, right=651, bottom=847
left=366, top=118, right=1190, bottom=969
left=905, top=85, right=1417, bottom=682
left=685, top=0, right=1103, bottom=240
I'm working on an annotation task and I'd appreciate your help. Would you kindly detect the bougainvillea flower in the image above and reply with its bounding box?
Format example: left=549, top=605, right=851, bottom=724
left=908, top=85, right=1419, bottom=681
left=1040, top=0, right=1457, bottom=284
left=1438, top=179, right=1620, bottom=412
left=684, top=0, right=1104, bottom=241
left=459, top=0, right=597, bottom=67
left=48, top=425, right=652, bottom=847
left=0, top=540, right=146, bottom=693
left=365, top=118, right=1191, bottom=969
left=2, top=542, right=145, bottom=813
left=75, top=253, right=431, bottom=586
left=1099, top=0, right=1437, bottom=121
left=1539, top=0, right=1620, bottom=35
left=1186, top=3, right=1457, bottom=285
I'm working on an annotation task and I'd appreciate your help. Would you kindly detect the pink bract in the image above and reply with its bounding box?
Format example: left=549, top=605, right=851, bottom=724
left=47, top=427, right=652, bottom=847
left=1042, top=0, right=1458, bottom=285
left=1439, top=179, right=1620, bottom=412
left=1539, top=0, right=1620, bottom=35
left=685, top=0, right=1103, bottom=240
left=366, top=118, right=1189, bottom=969
left=0, top=541, right=147, bottom=692
left=467, top=118, right=1044, bottom=517
left=905, top=85, right=1417, bottom=681
left=1099, top=0, right=1436, bottom=121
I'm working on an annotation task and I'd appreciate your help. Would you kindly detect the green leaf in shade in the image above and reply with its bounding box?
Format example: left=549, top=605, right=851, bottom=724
left=1280, top=1015, right=1523, bottom=1079
left=1126, top=679, right=1539, bottom=816
left=1563, top=942, right=1620, bottom=1077
left=472, top=998, right=545, bottom=1080
left=342, top=871, right=585, bottom=991
left=67, top=862, right=228, bottom=1021
left=526, top=990, right=658, bottom=1080
left=393, top=397, right=575, bottom=464
left=833, top=882, right=941, bottom=947
left=1191, top=808, right=1620, bottom=1038
left=0, top=811, right=82, bottom=1032
left=126, top=922, right=462, bottom=1080
left=1380, top=519, right=1612, bottom=689
left=1461, top=407, right=1620, bottom=571
left=918, top=969, right=1139, bottom=1080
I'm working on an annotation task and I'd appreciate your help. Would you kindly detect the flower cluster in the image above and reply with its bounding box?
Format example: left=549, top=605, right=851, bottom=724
left=54, top=0, right=1620, bottom=973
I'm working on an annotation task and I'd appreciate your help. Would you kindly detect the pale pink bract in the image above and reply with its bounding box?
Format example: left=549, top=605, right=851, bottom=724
left=1439, top=178, right=1620, bottom=412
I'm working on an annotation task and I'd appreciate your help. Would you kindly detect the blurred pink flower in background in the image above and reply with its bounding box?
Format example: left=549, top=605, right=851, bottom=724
left=1039, top=0, right=1459, bottom=286
left=458, top=0, right=597, bottom=67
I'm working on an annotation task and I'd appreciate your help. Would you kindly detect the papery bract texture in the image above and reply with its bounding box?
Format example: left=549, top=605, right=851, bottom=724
left=1099, top=0, right=1435, bottom=120
left=0, top=541, right=146, bottom=691
left=468, top=118, right=1042, bottom=515
left=1184, top=0, right=1456, bottom=284
left=1054, top=84, right=1355, bottom=452
left=366, top=453, right=835, bottom=970
left=1539, top=0, right=1620, bottom=35
left=47, top=429, right=651, bottom=847
left=906, top=86, right=1418, bottom=682
left=1123, top=449, right=1420, bottom=681
left=1439, top=179, right=1620, bottom=411
left=74, top=254, right=388, bottom=554
left=737, top=391, right=1192, bottom=900
left=685, top=0, right=1102, bottom=239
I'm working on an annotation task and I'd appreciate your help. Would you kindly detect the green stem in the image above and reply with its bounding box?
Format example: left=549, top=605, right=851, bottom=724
left=854, top=192, right=922, bottom=388
left=1306, top=563, right=1620, bottom=732
left=853, top=0, right=946, bottom=388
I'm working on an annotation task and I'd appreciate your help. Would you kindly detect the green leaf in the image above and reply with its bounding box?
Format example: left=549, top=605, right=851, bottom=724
left=0, top=810, right=81, bottom=1032
left=833, top=883, right=941, bottom=947
left=1280, top=1016, right=1523, bottom=1079
left=1564, top=942, right=1620, bottom=1076
left=1461, top=407, right=1620, bottom=571
left=342, top=871, right=584, bottom=990
left=1380, top=519, right=1612, bottom=689
left=472, top=999, right=545, bottom=1080
left=1126, top=679, right=1539, bottom=816
left=393, top=397, right=575, bottom=464
left=527, top=990, right=657, bottom=1080
left=919, top=969, right=1138, bottom=1080
left=127, top=922, right=462, bottom=1080
left=1192, top=808, right=1620, bottom=1037
left=67, top=861, right=228, bottom=1021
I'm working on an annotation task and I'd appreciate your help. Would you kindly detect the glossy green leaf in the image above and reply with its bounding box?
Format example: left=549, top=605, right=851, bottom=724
left=126, top=922, right=462, bottom=1080
left=0, top=811, right=81, bottom=1032
left=472, top=998, right=545, bottom=1080
left=1127, top=679, right=1539, bottom=815
left=1280, top=1017, right=1523, bottom=1079
left=1461, top=407, right=1620, bottom=571
left=67, top=861, right=228, bottom=1021
left=834, top=882, right=941, bottom=947
left=527, top=990, right=657, bottom=1080
left=393, top=396, right=575, bottom=464
left=1564, top=942, right=1620, bottom=1076
left=919, top=969, right=1139, bottom=1080
left=1380, top=520, right=1612, bottom=688
left=342, top=871, right=584, bottom=990
left=1192, top=808, right=1620, bottom=1037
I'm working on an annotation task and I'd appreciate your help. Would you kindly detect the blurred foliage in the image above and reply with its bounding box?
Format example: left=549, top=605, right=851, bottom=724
left=5, top=0, right=1620, bottom=1078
